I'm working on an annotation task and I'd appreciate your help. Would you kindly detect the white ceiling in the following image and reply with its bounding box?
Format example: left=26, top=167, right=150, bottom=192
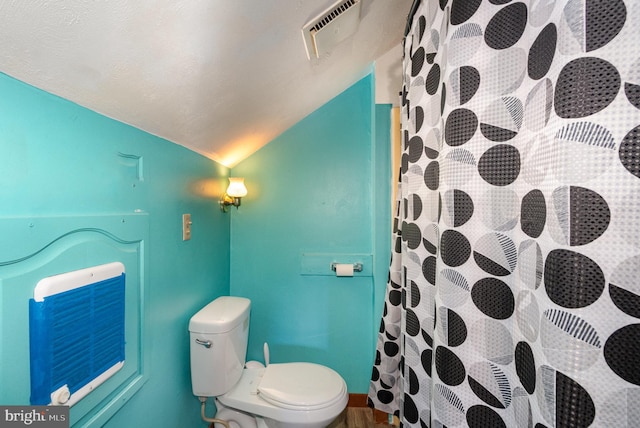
left=0, top=0, right=411, bottom=167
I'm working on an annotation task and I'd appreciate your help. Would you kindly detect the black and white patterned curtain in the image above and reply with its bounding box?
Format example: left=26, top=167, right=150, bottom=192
left=369, top=0, right=640, bottom=426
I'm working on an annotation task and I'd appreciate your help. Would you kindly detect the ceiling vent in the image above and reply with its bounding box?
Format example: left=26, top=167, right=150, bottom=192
left=301, top=0, right=362, bottom=60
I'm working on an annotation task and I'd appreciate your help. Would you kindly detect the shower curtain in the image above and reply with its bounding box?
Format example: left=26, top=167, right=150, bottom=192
left=368, top=1, right=640, bottom=427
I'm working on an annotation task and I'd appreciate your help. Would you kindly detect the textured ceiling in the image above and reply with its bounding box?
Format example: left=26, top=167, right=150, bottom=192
left=0, top=0, right=411, bottom=167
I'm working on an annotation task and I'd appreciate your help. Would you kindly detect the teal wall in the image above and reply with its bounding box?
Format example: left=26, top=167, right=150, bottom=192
left=230, top=73, right=391, bottom=393
left=0, top=68, right=391, bottom=426
left=0, top=73, right=230, bottom=427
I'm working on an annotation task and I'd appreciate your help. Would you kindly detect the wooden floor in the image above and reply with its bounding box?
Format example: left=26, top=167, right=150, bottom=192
left=328, top=407, right=395, bottom=428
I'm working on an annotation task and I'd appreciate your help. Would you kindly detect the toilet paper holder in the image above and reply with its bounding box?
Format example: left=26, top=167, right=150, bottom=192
left=330, top=262, right=363, bottom=272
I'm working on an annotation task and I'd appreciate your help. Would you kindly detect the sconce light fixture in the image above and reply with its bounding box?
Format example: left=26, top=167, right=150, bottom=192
left=220, top=177, right=248, bottom=212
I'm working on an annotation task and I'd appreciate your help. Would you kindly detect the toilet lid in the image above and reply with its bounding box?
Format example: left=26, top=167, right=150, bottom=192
left=257, top=362, right=345, bottom=410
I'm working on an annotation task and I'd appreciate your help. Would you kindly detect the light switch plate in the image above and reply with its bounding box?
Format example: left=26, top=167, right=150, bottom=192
left=182, top=214, right=192, bottom=241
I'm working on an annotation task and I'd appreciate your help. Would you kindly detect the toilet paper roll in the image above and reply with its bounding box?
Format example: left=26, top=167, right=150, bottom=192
left=335, top=263, right=354, bottom=277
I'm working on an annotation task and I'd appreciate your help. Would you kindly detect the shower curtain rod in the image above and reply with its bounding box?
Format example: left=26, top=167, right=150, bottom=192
left=404, top=0, right=422, bottom=37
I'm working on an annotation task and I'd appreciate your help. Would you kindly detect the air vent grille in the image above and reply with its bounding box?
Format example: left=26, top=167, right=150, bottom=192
left=301, top=0, right=362, bottom=60
left=312, top=0, right=357, bottom=32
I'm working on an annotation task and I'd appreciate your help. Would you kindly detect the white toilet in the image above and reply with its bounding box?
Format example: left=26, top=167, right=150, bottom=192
left=189, top=296, right=348, bottom=428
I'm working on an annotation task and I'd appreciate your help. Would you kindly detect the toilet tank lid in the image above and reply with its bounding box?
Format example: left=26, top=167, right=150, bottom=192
left=189, top=296, right=251, bottom=334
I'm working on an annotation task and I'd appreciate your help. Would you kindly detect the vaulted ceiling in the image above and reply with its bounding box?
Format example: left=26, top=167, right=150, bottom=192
left=0, top=0, right=411, bottom=167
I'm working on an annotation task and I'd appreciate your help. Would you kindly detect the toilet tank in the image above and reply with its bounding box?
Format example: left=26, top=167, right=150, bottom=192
left=189, top=296, right=250, bottom=397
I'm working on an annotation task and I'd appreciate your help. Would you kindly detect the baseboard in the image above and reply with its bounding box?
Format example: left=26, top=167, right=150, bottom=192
left=348, top=394, right=392, bottom=424
left=347, top=393, right=369, bottom=407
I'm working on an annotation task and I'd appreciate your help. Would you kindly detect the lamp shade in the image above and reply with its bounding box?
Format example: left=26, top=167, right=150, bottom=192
left=226, top=177, right=247, bottom=197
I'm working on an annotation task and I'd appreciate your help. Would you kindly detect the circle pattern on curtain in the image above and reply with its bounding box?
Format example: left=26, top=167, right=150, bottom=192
left=369, top=1, right=640, bottom=427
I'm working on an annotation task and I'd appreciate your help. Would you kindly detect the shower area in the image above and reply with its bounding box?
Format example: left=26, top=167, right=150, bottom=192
left=369, top=0, right=640, bottom=427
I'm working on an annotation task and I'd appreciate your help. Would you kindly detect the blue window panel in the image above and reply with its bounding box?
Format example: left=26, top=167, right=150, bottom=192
left=29, top=273, right=125, bottom=405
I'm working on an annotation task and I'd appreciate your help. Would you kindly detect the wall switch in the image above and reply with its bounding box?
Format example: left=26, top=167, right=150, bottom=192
left=182, top=214, right=192, bottom=241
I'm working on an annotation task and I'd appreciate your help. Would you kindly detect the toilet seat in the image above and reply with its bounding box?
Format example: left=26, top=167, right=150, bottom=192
left=257, top=362, right=346, bottom=410
left=218, top=364, right=348, bottom=426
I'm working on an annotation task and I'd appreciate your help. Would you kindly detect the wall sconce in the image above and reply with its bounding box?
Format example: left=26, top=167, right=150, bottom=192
left=220, top=177, right=247, bottom=212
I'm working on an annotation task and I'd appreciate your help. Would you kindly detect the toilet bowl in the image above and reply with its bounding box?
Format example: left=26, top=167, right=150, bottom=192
left=213, top=404, right=257, bottom=428
left=217, top=363, right=347, bottom=428
left=189, top=296, right=348, bottom=428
